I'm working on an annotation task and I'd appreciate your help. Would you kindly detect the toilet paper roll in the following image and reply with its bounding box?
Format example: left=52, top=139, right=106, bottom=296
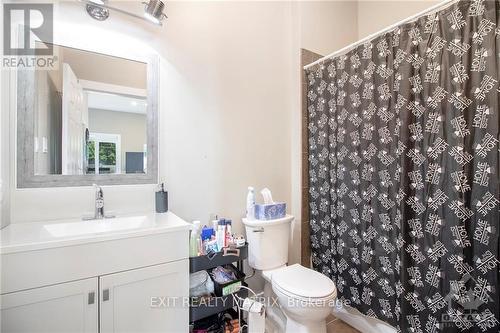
left=242, top=298, right=264, bottom=314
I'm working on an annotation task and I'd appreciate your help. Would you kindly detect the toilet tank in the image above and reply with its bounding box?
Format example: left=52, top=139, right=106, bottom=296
left=242, top=215, right=294, bottom=270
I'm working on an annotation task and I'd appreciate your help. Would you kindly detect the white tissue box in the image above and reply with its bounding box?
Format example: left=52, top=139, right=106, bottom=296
left=254, top=203, right=286, bottom=220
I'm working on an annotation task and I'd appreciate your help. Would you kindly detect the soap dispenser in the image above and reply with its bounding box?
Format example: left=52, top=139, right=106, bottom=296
left=155, top=183, right=168, bottom=213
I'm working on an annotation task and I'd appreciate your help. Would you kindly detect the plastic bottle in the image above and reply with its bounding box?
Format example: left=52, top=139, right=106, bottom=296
left=220, top=219, right=227, bottom=248
left=246, top=187, right=256, bottom=220
left=226, top=219, right=233, bottom=246
left=189, top=221, right=201, bottom=257
left=216, top=221, right=225, bottom=251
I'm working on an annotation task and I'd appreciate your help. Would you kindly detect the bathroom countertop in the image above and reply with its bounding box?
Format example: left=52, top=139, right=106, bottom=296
left=0, top=212, right=191, bottom=254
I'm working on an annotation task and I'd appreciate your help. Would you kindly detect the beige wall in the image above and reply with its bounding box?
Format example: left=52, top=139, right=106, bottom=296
left=158, top=1, right=293, bottom=237
left=357, top=0, right=441, bottom=39
left=0, top=0, right=443, bottom=287
left=291, top=0, right=358, bottom=265
left=298, top=1, right=359, bottom=55
left=45, top=45, right=147, bottom=92
left=6, top=1, right=351, bottom=226
left=2, top=0, right=440, bottom=227
left=61, top=46, right=147, bottom=89
left=0, top=1, right=359, bottom=271
left=2, top=2, right=359, bottom=283
left=88, top=109, right=147, bottom=173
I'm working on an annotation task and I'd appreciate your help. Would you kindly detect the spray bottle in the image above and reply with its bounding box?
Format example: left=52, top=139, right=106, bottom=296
left=189, top=221, right=201, bottom=257
left=246, top=187, right=256, bottom=220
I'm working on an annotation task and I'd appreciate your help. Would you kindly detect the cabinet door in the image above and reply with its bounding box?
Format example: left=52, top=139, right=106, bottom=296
left=100, top=260, right=189, bottom=333
left=1, top=278, right=98, bottom=333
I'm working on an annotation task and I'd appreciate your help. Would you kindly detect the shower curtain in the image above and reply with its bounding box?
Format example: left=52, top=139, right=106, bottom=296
left=306, top=1, right=499, bottom=332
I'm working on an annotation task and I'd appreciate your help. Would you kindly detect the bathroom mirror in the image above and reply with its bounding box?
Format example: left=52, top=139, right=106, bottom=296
left=16, top=44, right=158, bottom=187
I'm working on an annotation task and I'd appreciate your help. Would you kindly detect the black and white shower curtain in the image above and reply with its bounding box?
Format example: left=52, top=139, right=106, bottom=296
left=306, top=1, right=499, bottom=332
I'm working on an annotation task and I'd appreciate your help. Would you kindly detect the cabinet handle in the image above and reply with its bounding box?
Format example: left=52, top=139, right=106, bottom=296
left=88, top=291, right=95, bottom=305
left=102, top=289, right=110, bottom=302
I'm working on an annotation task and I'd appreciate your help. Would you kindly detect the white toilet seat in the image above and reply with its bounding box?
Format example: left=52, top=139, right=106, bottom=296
left=271, top=264, right=337, bottom=300
left=273, top=282, right=337, bottom=304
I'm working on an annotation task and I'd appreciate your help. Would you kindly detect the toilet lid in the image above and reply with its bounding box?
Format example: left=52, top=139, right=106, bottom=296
left=272, top=264, right=336, bottom=298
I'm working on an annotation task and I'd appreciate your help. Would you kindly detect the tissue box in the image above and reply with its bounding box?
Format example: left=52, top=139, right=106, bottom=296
left=254, top=203, right=286, bottom=220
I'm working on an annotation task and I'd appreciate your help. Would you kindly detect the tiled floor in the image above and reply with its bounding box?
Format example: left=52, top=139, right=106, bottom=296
left=326, top=315, right=361, bottom=333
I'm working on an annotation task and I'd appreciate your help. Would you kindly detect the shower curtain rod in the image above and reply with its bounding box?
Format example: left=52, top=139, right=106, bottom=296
left=303, top=0, right=459, bottom=70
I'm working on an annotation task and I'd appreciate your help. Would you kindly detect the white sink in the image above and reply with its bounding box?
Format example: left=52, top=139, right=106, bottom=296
left=44, top=216, right=148, bottom=238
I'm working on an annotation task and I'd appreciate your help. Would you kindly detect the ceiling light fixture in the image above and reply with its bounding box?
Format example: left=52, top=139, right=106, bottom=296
left=86, top=0, right=109, bottom=21
left=143, top=0, right=167, bottom=25
left=82, top=0, right=167, bottom=26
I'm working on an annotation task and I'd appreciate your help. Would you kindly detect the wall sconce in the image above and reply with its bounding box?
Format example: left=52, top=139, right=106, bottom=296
left=83, top=0, right=167, bottom=26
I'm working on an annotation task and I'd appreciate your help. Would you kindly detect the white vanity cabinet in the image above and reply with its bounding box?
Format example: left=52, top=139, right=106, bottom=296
left=1, top=261, right=188, bottom=333
left=0, top=212, right=191, bottom=333
left=100, top=261, right=188, bottom=333
left=1, top=278, right=98, bottom=333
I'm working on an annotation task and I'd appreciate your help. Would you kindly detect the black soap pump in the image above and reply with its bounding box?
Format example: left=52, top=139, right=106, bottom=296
left=155, top=183, right=168, bottom=213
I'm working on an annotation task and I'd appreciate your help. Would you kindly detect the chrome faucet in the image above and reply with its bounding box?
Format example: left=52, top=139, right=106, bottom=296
left=94, top=184, right=105, bottom=219
left=83, top=184, right=115, bottom=220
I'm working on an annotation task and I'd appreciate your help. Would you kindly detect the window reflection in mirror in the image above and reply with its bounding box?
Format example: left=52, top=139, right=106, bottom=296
left=33, top=44, right=147, bottom=176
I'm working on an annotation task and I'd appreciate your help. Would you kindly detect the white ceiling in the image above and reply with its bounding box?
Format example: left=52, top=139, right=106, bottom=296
left=86, top=90, right=147, bottom=115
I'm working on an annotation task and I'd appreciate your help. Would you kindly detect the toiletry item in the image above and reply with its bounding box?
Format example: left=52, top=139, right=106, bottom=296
left=219, top=219, right=227, bottom=248
left=234, top=235, right=246, bottom=247
left=223, top=220, right=229, bottom=247
left=225, top=220, right=233, bottom=246
left=155, top=183, right=168, bottom=213
left=216, top=223, right=223, bottom=251
left=201, top=227, right=214, bottom=241
left=246, top=187, right=256, bottom=220
left=204, top=239, right=219, bottom=254
left=210, top=214, right=219, bottom=233
left=190, top=221, right=201, bottom=257
left=197, top=236, right=203, bottom=255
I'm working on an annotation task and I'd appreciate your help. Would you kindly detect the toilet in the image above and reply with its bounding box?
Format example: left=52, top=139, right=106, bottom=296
left=242, top=215, right=337, bottom=333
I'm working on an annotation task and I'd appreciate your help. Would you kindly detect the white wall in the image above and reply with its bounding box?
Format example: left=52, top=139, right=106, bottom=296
left=2, top=1, right=358, bottom=274
left=158, top=1, right=294, bottom=236
left=2, top=0, right=437, bottom=262
left=357, top=0, right=441, bottom=39
left=298, top=1, right=359, bottom=55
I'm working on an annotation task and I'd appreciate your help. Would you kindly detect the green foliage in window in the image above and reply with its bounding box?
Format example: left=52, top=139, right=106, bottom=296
left=88, top=141, right=95, bottom=164
left=99, top=142, right=116, bottom=165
